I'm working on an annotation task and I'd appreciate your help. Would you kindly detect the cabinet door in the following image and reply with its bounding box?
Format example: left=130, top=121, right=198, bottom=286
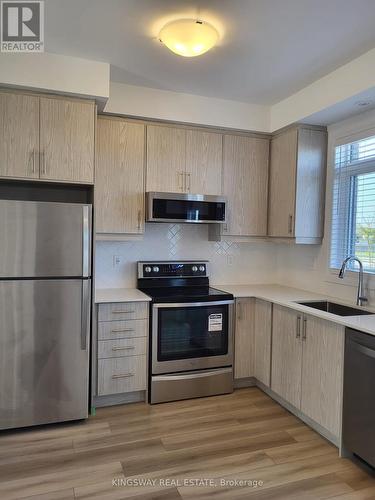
left=234, top=298, right=254, bottom=379
left=186, top=130, right=222, bottom=195
left=254, top=299, right=272, bottom=387
left=40, top=97, right=95, bottom=183
left=223, top=135, right=269, bottom=236
left=271, top=304, right=302, bottom=408
left=268, top=128, right=298, bottom=237
left=0, top=92, right=39, bottom=179
left=301, top=315, right=344, bottom=437
left=146, top=125, right=186, bottom=192
left=96, top=118, right=145, bottom=234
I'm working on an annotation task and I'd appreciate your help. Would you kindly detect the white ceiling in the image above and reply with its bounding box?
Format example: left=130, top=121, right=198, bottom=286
left=45, top=0, right=375, bottom=105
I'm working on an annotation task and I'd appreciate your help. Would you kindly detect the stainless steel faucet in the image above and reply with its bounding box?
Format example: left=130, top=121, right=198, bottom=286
left=338, top=256, right=368, bottom=306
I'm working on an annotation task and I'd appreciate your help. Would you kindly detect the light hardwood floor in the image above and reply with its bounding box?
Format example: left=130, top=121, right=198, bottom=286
left=0, top=388, right=374, bottom=499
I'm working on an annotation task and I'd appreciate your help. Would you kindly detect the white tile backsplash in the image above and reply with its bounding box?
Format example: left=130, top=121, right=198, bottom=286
left=95, top=223, right=278, bottom=288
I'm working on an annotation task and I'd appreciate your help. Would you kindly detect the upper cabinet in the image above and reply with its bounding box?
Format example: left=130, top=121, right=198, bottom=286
left=0, top=91, right=95, bottom=184
left=0, top=92, right=39, bottom=179
left=146, top=124, right=222, bottom=195
left=268, top=126, right=327, bottom=243
left=222, top=134, right=270, bottom=236
left=40, top=97, right=95, bottom=183
left=146, top=125, right=186, bottom=193
left=185, top=130, right=222, bottom=195
left=95, top=117, right=145, bottom=235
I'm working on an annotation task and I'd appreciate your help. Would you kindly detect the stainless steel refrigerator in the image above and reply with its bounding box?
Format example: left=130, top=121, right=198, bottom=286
left=0, top=200, right=92, bottom=430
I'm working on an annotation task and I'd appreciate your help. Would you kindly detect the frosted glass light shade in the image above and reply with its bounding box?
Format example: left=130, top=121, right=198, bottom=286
left=159, top=19, right=219, bottom=57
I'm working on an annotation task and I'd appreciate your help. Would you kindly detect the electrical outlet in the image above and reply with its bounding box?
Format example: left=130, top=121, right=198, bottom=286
left=227, top=254, right=234, bottom=266
left=113, top=255, right=122, bottom=268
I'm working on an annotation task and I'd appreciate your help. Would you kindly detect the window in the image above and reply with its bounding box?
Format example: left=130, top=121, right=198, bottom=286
left=330, top=134, right=375, bottom=273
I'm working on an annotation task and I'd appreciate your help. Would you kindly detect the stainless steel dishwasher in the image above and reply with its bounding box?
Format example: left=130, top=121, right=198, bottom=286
left=342, top=328, right=375, bottom=468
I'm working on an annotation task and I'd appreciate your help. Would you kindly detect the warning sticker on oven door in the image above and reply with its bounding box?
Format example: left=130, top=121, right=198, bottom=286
left=208, top=313, right=223, bottom=332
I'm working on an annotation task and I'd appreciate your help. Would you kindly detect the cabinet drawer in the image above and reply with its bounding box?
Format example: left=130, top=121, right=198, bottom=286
left=98, top=337, right=147, bottom=359
left=98, top=356, right=147, bottom=395
left=98, top=319, right=148, bottom=340
left=98, top=302, right=148, bottom=322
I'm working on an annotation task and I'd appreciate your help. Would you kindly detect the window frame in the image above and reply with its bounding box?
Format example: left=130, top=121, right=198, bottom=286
left=327, top=130, right=375, bottom=286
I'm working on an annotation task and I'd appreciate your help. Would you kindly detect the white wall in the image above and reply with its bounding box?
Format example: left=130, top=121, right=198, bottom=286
left=105, top=82, right=270, bottom=132
left=0, top=52, right=110, bottom=107
left=276, top=108, right=375, bottom=306
left=270, top=47, right=375, bottom=131
left=95, top=223, right=278, bottom=289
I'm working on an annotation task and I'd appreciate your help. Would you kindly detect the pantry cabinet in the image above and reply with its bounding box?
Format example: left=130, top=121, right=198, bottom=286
left=268, top=125, right=327, bottom=243
left=0, top=91, right=95, bottom=184
left=95, top=117, right=145, bottom=235
left=146, top=124, right=222, bottom=195
left=234, top=298, right=254, bottom=379
left=0, top=92, right=39, bottom=179
left=271, top=304, right=344, bottom=439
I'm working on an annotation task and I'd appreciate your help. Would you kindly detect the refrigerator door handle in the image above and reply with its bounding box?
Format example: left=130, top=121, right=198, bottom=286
left=81, top=280, right=91, bottom=351
left=82, top=205, right=91, bottom=278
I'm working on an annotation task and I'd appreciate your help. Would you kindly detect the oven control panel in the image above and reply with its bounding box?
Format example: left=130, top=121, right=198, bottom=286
left=138, top=261, right=208, bottom=278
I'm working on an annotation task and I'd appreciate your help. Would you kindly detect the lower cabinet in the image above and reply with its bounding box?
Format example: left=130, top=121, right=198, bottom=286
left=234, top=298, right=255, bottom=379
left=234, top=298, right=272, bottom=384
left=96, top=301, right=148, bottom=400
left=254, top=299, right=272, bottom=387
left=300, top=315, right=344, bottom=437
left=98, top=356, right=147, bottom=396
left=271, top=305, right=303, bottom=408
left=271, top=304, right=344, bottom=438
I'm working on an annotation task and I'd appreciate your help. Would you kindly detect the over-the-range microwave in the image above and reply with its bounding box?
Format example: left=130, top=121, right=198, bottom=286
left=146, top=192, right=227, bottom=224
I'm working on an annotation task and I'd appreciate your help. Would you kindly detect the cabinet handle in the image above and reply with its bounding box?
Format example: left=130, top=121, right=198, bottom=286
left=111, top=373, right=134, bottom=379
left=186, top=172, right=191, bottom=192
left=288, top=214, right=293, bottom=235
left=178, top=172, right=184, bottom=192
left=137, top=210, right=142, bottom=231
left=40, top=151, right=46, bottom=176
left=296, top=316, right=301, bottom=339
left=29, top=151, right=36, bottom=174
left=237, top=302, right=242, bottom=321
left=302, top=318, right=307, bottom=340
left=112, top=346, right=135, bottom=351
left=111, top=328, right=134, bottom=333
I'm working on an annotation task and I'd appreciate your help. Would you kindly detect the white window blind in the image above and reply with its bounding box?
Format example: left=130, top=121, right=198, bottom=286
left=330, top=134, right=375, bottom=273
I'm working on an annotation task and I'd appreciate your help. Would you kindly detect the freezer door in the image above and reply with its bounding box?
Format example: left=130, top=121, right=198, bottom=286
left=0, top=279, right=90, bottom=430
left=0, top=200, right=91, bottom=278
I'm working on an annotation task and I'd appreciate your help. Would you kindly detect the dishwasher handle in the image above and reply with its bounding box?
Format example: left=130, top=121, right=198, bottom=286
left=348, top=338, right=375, bottom=360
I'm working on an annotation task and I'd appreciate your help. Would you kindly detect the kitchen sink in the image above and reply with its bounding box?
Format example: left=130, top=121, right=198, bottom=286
left=296, top=300, right=374, bottom=316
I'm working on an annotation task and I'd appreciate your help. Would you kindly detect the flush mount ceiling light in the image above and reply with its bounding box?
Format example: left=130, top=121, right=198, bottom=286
left=158, top=19, right=219, bottom=57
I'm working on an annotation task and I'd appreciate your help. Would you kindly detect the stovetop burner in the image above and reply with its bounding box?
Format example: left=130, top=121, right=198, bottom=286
left=137, top=261, right=233, bottom=303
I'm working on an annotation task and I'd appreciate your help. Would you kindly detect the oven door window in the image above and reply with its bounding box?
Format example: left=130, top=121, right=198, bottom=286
left=157, top=304, right=229, bottom=361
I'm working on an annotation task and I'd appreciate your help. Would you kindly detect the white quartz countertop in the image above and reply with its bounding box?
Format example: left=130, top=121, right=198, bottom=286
left=95, top=288, right=151, bottom=304
left=214, top=283, right=375, bottom=336
left=95, top=283, right=375, bottom=336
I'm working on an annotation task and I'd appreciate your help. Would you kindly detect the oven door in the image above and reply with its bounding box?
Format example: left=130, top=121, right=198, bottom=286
left=152, top=300, right=234, bottom=374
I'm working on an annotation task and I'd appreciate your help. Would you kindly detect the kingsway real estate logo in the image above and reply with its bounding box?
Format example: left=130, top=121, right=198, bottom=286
left=1, top=1, right=44, bottom=52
